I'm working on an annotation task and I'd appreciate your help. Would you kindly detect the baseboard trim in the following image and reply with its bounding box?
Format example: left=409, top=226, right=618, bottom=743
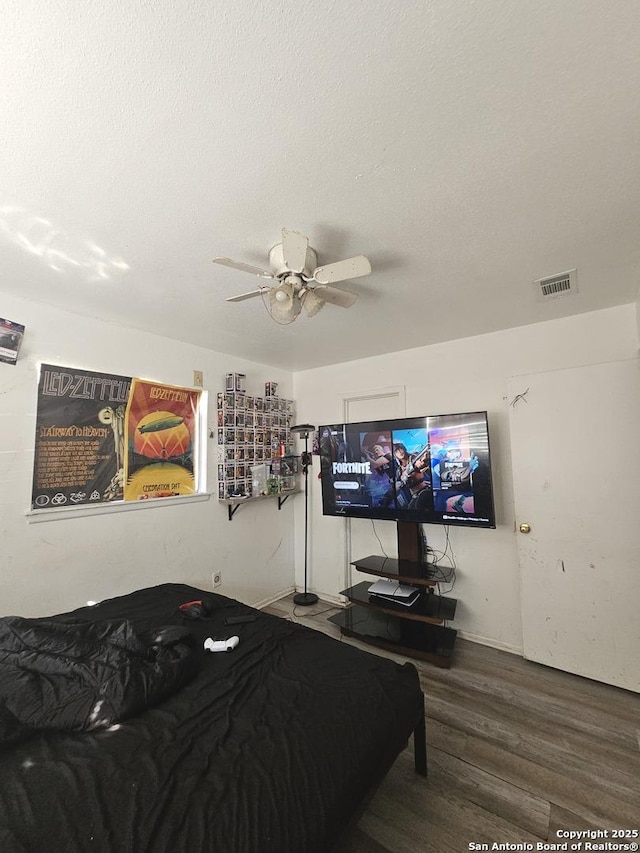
left=303, top=591, right=346, bottom=607
left=252, top=586, right=296, bottom=611
left=457, top=629, right=523, bottom=656
left=255, top=588, right=347, bottom=610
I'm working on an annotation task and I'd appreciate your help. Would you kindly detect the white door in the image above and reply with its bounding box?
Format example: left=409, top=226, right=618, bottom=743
left=509, top=358, right=640, bottom=692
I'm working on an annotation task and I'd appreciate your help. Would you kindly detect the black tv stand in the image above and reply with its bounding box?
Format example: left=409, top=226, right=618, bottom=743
left=328, top=522, right=458, bottom=668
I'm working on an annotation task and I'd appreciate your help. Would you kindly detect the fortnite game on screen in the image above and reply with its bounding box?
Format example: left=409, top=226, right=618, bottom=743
left=319, top=413, right=491, bottom=524
left=319, top=419, right=434, bottom=515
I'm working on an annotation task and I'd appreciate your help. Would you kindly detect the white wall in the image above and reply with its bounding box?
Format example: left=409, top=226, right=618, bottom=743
left=0, top=293, right=296, bottom=617
left=293, top=303, right=639, bottom=653
left=3, top=294, right=637, bottom=647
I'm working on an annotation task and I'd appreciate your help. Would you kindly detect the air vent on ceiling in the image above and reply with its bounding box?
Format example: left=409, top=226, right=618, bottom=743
left=534, top=269, right=578, bottom=301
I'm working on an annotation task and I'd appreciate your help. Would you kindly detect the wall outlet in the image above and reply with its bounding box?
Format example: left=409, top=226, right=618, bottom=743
left=193, top=370, right=203, bottom=387
left=212, top=570, right=222, bottom=588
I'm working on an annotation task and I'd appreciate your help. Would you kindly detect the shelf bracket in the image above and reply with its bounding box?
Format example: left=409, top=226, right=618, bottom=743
left=224, top=491, right=298, bottom=520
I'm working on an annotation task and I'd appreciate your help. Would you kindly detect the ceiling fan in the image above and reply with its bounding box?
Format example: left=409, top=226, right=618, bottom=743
left=213, top=228, right=371, bottom=323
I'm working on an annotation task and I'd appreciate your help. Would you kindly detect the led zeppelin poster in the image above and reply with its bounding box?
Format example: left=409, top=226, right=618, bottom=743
left=32, top=364, right=132, bottom=509
left=32, top=365, right=203, bottom=510
left=123, top=378, right=202, bottom=500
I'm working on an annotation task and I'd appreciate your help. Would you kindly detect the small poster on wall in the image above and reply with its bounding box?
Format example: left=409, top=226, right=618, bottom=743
left=32, top=364, right=132, bottom=509
left=0, top=318, right=25, bottom=365
left=123, top=378, right=202, bottom=500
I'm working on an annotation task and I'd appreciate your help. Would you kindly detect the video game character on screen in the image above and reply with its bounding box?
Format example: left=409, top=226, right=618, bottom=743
left=388, top=425, right=433, bottom=512
left=359, top=430, right=394, bottom=506
left=428, top=414, right=485, bottom=515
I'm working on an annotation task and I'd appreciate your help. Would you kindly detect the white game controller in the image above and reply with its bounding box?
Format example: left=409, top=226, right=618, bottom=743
left=203, top=635, right=240, bottom=653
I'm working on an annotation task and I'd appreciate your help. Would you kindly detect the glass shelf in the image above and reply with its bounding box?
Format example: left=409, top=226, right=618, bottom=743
left=350, top=555, right=449, bottom=588
left=328, top=605, right=457, bottom=668
left=219, top=489, right=299, bottom=520
left=341, top=581, right=457, bottom=624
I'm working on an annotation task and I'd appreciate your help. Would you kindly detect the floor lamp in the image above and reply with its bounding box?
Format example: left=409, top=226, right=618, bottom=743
left=290, top=424, right=318, bottom=606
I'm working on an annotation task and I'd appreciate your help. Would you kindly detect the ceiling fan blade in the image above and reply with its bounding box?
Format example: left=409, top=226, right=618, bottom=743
left=213, top=257, right=274, bottom=279
left=281, top=229, right=309, bottom=273
left=311, top=284, right=358, bottom=309
left=313, top=254, right=371, bottom=284
left=226, top=287, right=270, bottom=303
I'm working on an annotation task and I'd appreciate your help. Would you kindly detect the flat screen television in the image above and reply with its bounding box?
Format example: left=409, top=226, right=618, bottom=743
left=318, top=411, right=496, bottom=529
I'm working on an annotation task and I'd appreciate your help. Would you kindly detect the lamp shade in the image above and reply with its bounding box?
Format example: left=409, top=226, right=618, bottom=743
left=290, top=423, right=316, bottom=436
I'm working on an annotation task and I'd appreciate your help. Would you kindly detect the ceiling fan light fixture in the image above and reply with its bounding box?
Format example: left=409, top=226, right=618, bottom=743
left=270, top=281, right=294, bottom=311
left=303, top=289, right=325, bottom=317
left=267, top=281, right=300, bottom=323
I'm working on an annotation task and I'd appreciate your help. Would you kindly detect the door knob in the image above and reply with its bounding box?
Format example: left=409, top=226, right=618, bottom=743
left=519, top=522, right=531, bottom=534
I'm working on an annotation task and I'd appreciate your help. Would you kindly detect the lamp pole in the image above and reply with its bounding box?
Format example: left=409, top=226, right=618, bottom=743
left=290, top=424, right=318, bottom=606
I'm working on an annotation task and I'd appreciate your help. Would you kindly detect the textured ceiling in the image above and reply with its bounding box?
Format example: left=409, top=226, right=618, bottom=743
left=2, top=1, right=639, bottom=370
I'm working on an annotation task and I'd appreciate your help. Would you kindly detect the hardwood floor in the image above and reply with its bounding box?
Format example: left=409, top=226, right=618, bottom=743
left=263, top=594, right=640, bottom=852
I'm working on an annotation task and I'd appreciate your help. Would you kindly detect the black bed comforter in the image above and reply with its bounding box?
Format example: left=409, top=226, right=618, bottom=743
left=0, top=583, right=423, bottom=853
left=0, top=616, right=196, bottom=747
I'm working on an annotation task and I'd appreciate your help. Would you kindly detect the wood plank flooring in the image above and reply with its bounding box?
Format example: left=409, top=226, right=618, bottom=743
left=263, top=594, right=640, bottom=852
